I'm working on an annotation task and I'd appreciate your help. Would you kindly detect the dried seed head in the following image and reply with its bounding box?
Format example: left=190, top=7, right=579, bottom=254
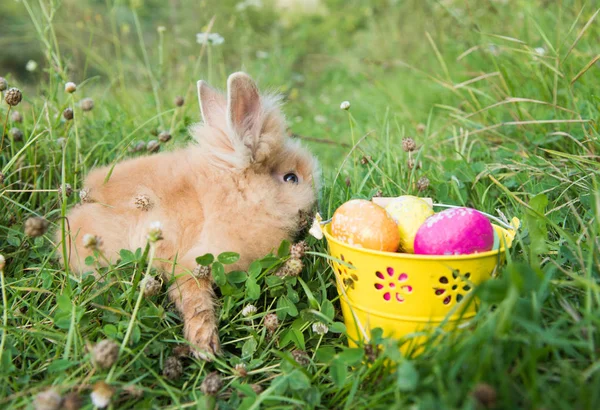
left=0, top=77, right=7, bottom=91
left=402, top=137, right=416, bottom=152
left=417, top=176, right=430, bottom=192
left=146, top=221, right=164, bottom=242
left=11, top=110, right=22, bottom=123
left=264, top=313, right=279, bottom=333
left=200, top=371, right=223, bottom=395
left=364, top=344, right=378, bottom=362
left=90, top=381, right=114, bottom=409
left=0, top=172, right=4, bottom=185
left=241, top=304, right=257, bottom=317
left=122, top=385, right=144, bottom=399
left=290, top=241, right=308, bottom=259
left=172, top=344, right=192, bottom=358
left=158, top=131, right=172, bottom=143
left=134, top=194, right=152, bottom=211
left=82, top=234, right=103, bottom=250
left=9, top=127, right=23, bottom=142
left=312, top=322, right=329, bottom=335
left=5, top=87, right=22, bottom=106
left=0, top=254, right=5, bottom=270
left=471, top=383, right=497, bottom=408
left=416, top=123, right=426, bottom=134
left=63, top=107, right=74, bottom=120
left=340, top=101, right=351, bottom=110
left=174, top=96, right=184, bottom=107
left=33, top=389, right=62, bottom=410
left=79, top=188, right=93, bottom=203
left=24, top=217, right=49, bottom=238
left=162, top=356, right=183, bottom=380
left=276, top=258, right=303, bottom=277
left=407, top=158, right=415, bottom=170
left=80, top=98, right=94, bottom=112
left=360, top=155, right=372, bottom=166
left=143, top=276, right=162, bottom=297
left=193, top=264, right=211, bottom=279
left=251, top=384, right=263, bottom=394
left=147, top=140, right=160, bottom=153
left=65, top=82, right=77, bottom=94
left=61, top=392, right=82, bottom=410
left=58, top=183, right=73, bottom=198
left=92, top=339, right=119, bottom=369
left=291, top=349, right=310, bottom=366
left=233, top=363, right=247, bottom=377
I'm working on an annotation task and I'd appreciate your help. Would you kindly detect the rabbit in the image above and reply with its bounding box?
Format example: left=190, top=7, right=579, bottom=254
left=59, top=72, right=320, bottom=358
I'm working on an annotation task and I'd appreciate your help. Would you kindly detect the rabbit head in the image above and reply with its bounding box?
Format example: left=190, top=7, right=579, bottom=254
left=190, top=72, right=320, bottom=242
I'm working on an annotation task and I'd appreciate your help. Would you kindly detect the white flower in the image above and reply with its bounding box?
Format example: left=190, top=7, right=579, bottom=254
left=157, top=26, right=166, bottom=33
left=0, top=254, right=5, bottom=270
left=196, top=32, right=224, bottom=46
left=82, top=234, right=102, bottom=250
left=25, top=60, right=38, bottom=72
left=65, top=82, right=77, bottom=93
left=147, top=221, right=164, bottom=242
left=242, top=304, right=257, bottom=317
left=236, top=0, right=263, bottom=11
left=312, top=322, right=329, bottom=335
left=90, top=382, right=113, bottom=409
left=534, top=47, right=546, bottom=56
left=256, top=50, right=269, bottom=59
left=340, top=101, right=351, bottom=110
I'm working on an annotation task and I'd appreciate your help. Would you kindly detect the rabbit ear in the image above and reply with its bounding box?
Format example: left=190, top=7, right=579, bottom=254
left=197, top=80, right=227, bottom=128
left=226, top=72, right=262, bottom=141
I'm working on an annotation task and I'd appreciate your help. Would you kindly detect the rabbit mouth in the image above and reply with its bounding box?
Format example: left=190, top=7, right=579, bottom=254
left=293, top=208, right=316, bottom=241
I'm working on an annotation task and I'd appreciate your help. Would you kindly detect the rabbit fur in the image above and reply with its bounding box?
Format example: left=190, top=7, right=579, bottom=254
left=60, top=72, right=320, bottom=358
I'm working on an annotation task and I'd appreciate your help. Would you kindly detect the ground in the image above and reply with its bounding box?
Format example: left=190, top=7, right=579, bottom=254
left=1, top=0, right=600, bottom=409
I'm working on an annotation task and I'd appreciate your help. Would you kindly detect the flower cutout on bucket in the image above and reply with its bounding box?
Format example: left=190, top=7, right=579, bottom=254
left=374, top=267, right=412, bottom=302
left=434, top=270, right=472, bottom=305
left=333, top=254, right=358, bottom=289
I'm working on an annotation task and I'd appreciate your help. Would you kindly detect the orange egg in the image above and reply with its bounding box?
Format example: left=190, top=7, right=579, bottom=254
left=331, top=199, right=400, bottom=252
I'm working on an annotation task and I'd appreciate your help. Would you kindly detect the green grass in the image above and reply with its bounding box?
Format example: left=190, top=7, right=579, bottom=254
left=1, top=0, right=600, bottom=408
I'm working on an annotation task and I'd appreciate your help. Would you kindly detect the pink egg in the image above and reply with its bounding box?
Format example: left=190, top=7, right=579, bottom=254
left=414, top=207, right=494, bottom=255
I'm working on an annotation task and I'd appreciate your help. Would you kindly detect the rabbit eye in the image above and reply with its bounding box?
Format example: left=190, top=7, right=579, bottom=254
left=283, top=173, right=299, bottom=184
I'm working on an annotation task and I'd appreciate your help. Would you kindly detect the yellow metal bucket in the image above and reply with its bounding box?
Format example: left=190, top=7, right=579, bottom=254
left=323, top=221, right=517, bottom=353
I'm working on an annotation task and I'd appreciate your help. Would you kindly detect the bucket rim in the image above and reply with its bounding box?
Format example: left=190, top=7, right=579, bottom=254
left=323, top=223, right=514, bottom=261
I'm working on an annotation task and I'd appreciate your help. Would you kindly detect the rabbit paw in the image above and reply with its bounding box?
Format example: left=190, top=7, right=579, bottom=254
left=184, top=311, right=221, bottom=361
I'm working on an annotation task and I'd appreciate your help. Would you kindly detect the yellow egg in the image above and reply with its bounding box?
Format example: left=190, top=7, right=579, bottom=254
left=331, top=199, right=400, bottom=252
left=385, top=195, right=434, bottom=253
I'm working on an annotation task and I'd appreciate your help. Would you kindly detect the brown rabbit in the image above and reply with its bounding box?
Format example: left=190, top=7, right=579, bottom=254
left=60, top=72, right=319, bottom=358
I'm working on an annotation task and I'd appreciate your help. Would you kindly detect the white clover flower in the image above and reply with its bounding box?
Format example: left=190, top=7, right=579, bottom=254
left=157, top=26, right=166, bottom=33
left=25, top=60, right=38, bottom=72
left=90, top=382, right=113, bottom=409
left=312, top=322, right=329, bottom=335
left=340, top=101, right=351, bottom=110
left=534, top=47, right=546, bottom=56
left=242, top=304, right=258, bottom=317
left=196, top=32, right=224, bottom=46
left=147, top=221, right=164, bottom=242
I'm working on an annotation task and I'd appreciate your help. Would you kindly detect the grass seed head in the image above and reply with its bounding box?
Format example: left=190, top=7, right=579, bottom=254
left=65, top=82, right=77, bottom=93
left=11, top=110, right=22, bottom=123
left=158, top=131, right=172, bottom=143
left=417, top=176, right=430, bottom=192
left=9, top=127, right=23, bottom=141
left=33, top=389, right=62, bottom=410
left=0, top=77, right=7, bottom=91
left=471, top=383, right=497, bottom=408
left=147, top=140, right=160, bottom=153
left=200, top=371, right=223, bottom=395
left=174, top=96, right=184, bottom=107
left=264, top=313, right=279, bottom=333
left=162, top=356, right=183, bottom=380
left=63, top=108, right=74, bottom=120
left=61, top=392, right=82, bottom=410
left=92, top=339, right=119, bottom=369
left=82, top=234, right=103, bottom=250
left=143, top=276, right=162, bottom=296
left=90, top=382, right=114, bottom=409
left=5, top=87, right=22, bottom=106
left=24, top=217, right=49, bottom=238
left=80, top=98, right=94, bottom=112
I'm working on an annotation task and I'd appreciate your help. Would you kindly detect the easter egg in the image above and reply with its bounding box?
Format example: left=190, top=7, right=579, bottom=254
left=414, top=207, right=494, bottom=255
left=384, top=196, right=434, bottom=253
left=331, top=199, right=400, bottom=252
